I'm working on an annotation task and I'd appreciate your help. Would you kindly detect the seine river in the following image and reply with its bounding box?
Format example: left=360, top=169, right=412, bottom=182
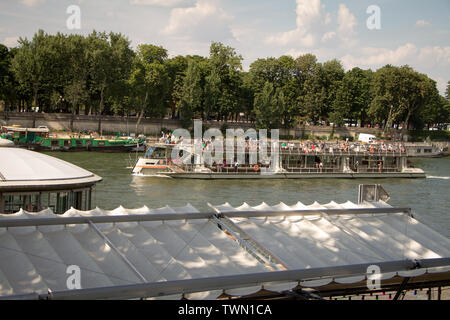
left=45, top=152, right=450, bottom=237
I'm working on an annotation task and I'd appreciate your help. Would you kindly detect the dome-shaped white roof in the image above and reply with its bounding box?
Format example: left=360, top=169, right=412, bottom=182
left=0, top=138, right=14, bottom=147
left=0, top=148, right=101, bottom=191
left=0, top=148, right=94, bottom=181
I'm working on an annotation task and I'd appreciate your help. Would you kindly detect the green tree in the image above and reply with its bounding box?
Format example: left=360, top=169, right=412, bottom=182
left=293, top=54, right=324, bottom=124
left=165, top=55, right=188, bottom=119
left=206, top=42, right=243, bottom=121
left=129, top=44, right=168, bottom=131
left=331, top=67, right=372, bottom=126
left=321, top=59, right=345, bottom=120
left=446, top=81, right=450, bottom=100
left=297, top=63, right=326, bottom=124
left=86, top=31, right=133, bottom=115
left=106, top=32, right=135, bottom=115
left=63, top=35, right=89, bottom=115
left=249, top=55, right=298, bottom=128
left=239, top=71, right=255, bottom=122
left=179, top=59, right=204, bottom=128
left=11, top=29, right=53, bottom=112
left=370, top=65, right=439, bottom=137
left=0, top=44, right=18, bottom=109
left=253, top=82, right=283, bottom=129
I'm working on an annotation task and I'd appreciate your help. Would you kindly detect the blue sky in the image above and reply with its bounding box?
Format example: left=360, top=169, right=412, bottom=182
left=1, top=0, right=449, bottom=93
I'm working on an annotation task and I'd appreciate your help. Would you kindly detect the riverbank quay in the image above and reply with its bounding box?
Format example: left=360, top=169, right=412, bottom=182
left=2, top=111, right=449, bottom=143
left=0, top=111, right=384, bottom=139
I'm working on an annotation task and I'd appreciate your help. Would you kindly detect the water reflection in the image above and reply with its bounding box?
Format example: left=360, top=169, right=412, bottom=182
left=44, top=152, right=450, bottom=237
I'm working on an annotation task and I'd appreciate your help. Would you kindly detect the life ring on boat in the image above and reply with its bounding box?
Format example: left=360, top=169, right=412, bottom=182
left=253, top=164, right=259, bottom=172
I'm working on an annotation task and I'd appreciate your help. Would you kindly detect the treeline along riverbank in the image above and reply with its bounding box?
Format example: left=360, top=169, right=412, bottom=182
left=0, top=29, right=449, bottom=134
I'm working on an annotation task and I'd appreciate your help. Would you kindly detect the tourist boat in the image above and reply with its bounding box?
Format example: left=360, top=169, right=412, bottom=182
left=403, top=143, right=444, bottom=158
left=1, top=125, right=146, bottom=152
left=132, top=141, right=426, bottom=179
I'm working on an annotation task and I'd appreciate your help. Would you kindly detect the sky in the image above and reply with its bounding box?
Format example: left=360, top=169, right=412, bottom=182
left=0, top=0, right=449, bottom=94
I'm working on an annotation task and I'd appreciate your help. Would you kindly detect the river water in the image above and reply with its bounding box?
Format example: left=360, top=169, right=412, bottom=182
left=45, top=152, right=450, bottom=237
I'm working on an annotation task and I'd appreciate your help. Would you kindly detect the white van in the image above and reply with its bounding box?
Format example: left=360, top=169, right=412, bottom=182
left=358, top=133, right=376, bottom=143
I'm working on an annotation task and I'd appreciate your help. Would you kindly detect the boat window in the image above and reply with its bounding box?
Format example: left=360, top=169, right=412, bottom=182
left=146, top=147, right=166, bottom=159
left=51, top=140, right=59, bottom=146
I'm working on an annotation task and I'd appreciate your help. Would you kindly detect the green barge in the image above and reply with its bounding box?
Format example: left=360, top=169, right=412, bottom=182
left=1, top=126, right=146, bottom=152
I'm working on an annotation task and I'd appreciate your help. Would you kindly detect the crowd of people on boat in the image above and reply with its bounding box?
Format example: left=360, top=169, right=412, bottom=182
left=281, top=140, right=407, bottom=154
left=158, top=130, right=407, bottom=155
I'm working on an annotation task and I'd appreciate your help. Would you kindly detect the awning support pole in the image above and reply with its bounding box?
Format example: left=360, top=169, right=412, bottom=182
left=88, top=220, right=147, bottom=283
left=393, top=277, right=410, bottom=300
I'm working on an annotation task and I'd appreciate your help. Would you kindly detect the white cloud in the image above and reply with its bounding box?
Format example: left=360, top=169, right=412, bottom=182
left=435, top=77, right=447, bottom=95
left=340, top=43, right=418, bottom=69
left=339, top=43, right=449, bottom=95
left=415, top=20, right=432, bottom=27
left=285, top=47, right=332, bottom=61
left=340, top=44, right=450, bottom=70
left=321, top=31, right=336, bottom=42
left=295, top=0, right=322, bottom=32
left=163, top=0, right=233, bottom=42
left=265, top=0, right=358, bottom=49
left=19, top=0, right=46, bottom=7
left=265, top=0, right=325, bottom=47
left=417, top=46, right=450, bottom=67
left=130, top=0, right=194, bottom=7
left=337, top=4, right=357, bottom=39
left=2, top=36, right=19, bottom=48
left=266, top=29, right=316, bottom=47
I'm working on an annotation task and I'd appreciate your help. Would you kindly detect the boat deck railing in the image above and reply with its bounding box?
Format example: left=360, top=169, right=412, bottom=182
left=279, top=149, right=406, bottom=157
left=149, top=142, right=408, bottom=157
left=170, top=164, right=402, bottom=174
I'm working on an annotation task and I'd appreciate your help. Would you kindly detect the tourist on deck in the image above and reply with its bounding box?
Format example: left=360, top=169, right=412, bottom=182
left=160, top=131, right=166, bottom=143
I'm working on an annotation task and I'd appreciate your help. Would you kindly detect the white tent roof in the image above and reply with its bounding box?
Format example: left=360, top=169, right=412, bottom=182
left=208, top=200, right=450, bottom=286
left=209, top=201, right=450, bottom=259
left=0, top=148, right=96, bottom=182
left=0, top=204, right=268, bottom=299
left=0, top=201, right=449, bottom=299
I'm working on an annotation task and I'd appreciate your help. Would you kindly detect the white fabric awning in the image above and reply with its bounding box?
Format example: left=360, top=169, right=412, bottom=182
left=0, top=200, right=449, bottom=299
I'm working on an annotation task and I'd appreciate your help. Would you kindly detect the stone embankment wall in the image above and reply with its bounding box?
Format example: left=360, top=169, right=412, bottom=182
left=1, top=111, right=384, bottom=138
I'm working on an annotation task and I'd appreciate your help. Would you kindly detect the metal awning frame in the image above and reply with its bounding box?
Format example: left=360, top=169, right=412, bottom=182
left=2, top=205, right=445, bottom=301
left=1, top=257, right=448, bottom=300
left=0, top=206, right=411, bottom=228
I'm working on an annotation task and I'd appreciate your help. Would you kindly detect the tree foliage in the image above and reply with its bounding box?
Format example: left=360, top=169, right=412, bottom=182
left=1, top=29, right=448, bottom=131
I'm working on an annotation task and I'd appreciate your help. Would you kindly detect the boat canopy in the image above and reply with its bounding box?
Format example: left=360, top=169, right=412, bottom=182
left=0, top=199, right=449, bottom=300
